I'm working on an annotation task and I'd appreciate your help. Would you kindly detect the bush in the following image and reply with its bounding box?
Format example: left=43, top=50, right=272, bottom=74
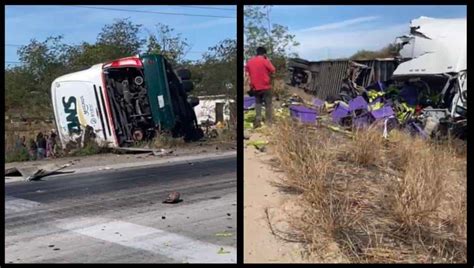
left=5, top=147, right=30, bottom=163
left=153, top=134, right=185, bottom=149
left=69, top=140, right=110, bottom=156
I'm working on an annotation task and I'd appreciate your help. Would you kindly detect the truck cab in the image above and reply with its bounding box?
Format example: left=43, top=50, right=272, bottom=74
left=51, top=54, right=202, bottom=148
left=392, top=17, right=467, bottom=138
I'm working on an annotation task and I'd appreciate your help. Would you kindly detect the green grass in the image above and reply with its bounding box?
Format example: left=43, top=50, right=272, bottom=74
left=69, top=141, right=110, bottom=156
left=5, top=148, right=30, bottom=163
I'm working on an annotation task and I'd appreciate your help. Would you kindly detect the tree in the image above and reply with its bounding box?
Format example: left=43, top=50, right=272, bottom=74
left=244, top=6, right=299, bottom=61
left=189, top=38, right=236, bottom=97
left=350, top=44, right=400, bottom=60
left=96, top=18, right=146, bottom=56
left=18, top=35, right=72, bottom=80
left=5, top=18, right=236, bottom=119
left=203, top=38, right=237, bottom=63
left=146, top=23, right=190, bottom=65
left=12, top=35, right=76, bottom=117
left=68, top=42, right=133, bottom=71
left=244, top=6, right=299, bottom=98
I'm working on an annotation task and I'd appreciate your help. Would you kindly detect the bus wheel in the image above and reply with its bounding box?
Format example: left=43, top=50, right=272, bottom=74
left=133, top=129, right=144, bottom=141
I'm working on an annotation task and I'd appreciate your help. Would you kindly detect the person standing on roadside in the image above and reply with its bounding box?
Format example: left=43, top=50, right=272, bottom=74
left=50, top=130, right=58, bottom=158
left=28, top=138, right=37, bottom=161
left=21, top=136, right=26, bottom=148
left=14, top=135, right=25, bottom=150
left=245, top=46, right=276, bottom=128
left=46, top=134, right=53, bottom=158
left=36, top=132, right=47, bottom=160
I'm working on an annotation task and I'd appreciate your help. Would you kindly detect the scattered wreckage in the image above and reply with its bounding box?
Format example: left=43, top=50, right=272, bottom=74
left=51, top=54, right=204, bottom=150
left=277, top=16, right=466, bottom=139
left=5, top=163, right=74, bottom=181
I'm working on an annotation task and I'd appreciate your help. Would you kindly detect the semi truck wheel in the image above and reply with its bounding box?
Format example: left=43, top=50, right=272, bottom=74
left=177, top=69, right=191, bottom=80
left=182, top=80, right=194, bottom=92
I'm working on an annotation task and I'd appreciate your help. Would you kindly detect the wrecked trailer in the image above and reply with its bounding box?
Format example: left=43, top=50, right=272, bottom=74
left=51, top=54, right=203, bottom=149
left=287, top=58, right=399, bottom=100
left=286, top=16, right=466, bottom=139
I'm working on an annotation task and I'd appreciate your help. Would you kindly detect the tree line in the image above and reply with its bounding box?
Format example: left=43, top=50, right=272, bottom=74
left=5, top=18, right=236, bottom=119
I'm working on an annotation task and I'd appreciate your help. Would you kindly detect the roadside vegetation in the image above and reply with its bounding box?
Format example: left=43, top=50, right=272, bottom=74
left=5, top=18, right=236, bottom=119
left=271, top=117, right=466, bottom=263
left=68, top=140, right=111, bottom=157
left=5, top=18, right=236, bottom=163
left=5, top=147, right=30, bottom=163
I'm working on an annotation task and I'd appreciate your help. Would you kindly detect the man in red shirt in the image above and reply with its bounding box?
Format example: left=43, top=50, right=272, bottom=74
left=245, top=47, right=276, bottom=127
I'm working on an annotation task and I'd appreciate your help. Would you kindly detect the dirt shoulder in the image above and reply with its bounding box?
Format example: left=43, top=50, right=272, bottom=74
left=244, top=132, right=310, bottom=263
left=5, top=141, right=235, bottom=175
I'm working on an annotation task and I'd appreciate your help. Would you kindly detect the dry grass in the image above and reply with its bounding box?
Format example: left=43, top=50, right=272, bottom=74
left=271, top=117, right=466, bottom=263
left=152, top=135, right=186, bottom=149
left=243, top=77, right=289, bottom=100
left=272, top=79, right=289, bottom=100
left=349, top=126, right=386, bottom=167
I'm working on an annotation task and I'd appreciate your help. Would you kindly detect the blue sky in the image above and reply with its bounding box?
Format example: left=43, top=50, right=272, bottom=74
left=5, top=5, right=236, bottom=67
left=260, top=5, right=466, bottom=60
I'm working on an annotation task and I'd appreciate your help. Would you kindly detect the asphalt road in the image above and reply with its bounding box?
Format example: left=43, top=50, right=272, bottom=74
left=5, top=155, right=237, bottom=263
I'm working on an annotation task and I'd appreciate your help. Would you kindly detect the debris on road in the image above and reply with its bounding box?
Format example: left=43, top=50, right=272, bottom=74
left=215, top=232, right=233, bottom=237
left=152, top=149, right=173, bottom=156
left=217, top=247, right=231, bottom=254
left=26, top=163, right=74, bottom=181
left=113, top=147, right=174, bottom=157
left=5, top=167, right=23, bottom=177
left=163, top=191, right=182, bottom=204
left=5, top=163, right=74, bottom=181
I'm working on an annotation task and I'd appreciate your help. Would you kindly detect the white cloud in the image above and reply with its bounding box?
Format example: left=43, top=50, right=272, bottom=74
left=293, top=23, right=407, bottom=60
left=295, top=16, right=380, bottom=32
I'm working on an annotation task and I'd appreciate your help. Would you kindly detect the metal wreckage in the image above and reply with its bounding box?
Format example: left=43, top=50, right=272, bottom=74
left=245, top=16, right=467, bottom=140
left=51, top=54, right=206, bottom=150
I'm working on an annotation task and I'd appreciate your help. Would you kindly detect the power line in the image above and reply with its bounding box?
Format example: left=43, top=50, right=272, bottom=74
left=174, top=5, right=235, bottom=11
left=70, top=5, right=235, bottom=19
left=7, top=44, right=206, bottom=53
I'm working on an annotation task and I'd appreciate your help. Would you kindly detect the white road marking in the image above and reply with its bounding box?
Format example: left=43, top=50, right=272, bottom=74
left=5, top=196, right=43, bottom=214
left=56, top=217, right=236, bottom=263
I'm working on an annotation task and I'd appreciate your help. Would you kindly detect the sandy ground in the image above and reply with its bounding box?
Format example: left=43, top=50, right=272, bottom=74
left=244, top=132, right=310, bottom=263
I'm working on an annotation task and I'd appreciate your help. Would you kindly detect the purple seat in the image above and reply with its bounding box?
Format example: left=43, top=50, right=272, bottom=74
left=244, top=96, right=255, bottom=110
left=349, top=96, right=368, bottom=112
left=353, top=112, right=374, bottom=129
left=290, top=105, right=318, bottom=123
left=407, top=121, right=429, bottom=139
left=332, top=102, right=351, bottom=124
left=371, top=105, right=394, bottom=120
left=312, top=98, right=325, bottom=109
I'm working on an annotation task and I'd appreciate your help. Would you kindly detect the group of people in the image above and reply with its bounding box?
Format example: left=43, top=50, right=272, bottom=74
left=15, top=130, right=59, bottom=161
